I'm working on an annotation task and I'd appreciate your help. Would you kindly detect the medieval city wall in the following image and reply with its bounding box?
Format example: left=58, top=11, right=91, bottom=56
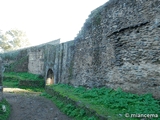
left=70, top=0, right=160, bottom=98
left=0, top=0, right=160, bottom=98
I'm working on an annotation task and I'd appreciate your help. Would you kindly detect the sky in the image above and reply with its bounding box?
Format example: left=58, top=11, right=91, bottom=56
left=0, top=0, right=108, bottom=46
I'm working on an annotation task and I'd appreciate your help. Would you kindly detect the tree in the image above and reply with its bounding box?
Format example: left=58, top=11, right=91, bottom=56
left=0, top=29, right=30, bottom=52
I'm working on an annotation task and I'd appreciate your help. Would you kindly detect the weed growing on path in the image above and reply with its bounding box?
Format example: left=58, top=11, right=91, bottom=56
left=0, top=99, right=10, bottom=120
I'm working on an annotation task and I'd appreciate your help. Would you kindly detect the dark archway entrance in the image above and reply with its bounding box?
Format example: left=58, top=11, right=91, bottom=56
left=46, top=69, right=54, bottom=85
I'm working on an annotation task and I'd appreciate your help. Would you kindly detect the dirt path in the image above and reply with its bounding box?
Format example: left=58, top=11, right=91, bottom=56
left=3, top=88, right=72, bottom=120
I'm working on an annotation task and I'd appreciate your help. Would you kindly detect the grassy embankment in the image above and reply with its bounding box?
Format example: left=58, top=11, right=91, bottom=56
left=43, top=84, right=160, bottom=120
left=3, top=72, right=45, bottom=92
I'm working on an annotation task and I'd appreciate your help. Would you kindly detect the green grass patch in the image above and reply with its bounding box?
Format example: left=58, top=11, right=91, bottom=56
left=3, top=79, right=19, bottom=88
left=0, top=99, right=11, bottom=120
left=20, top=87, right=45, bottom=92
left=41, top=92, right=98, bottom=120
left=3, top=72, right=45, bottom=92
left=47, top=84, right=160, bottom=120
left=4, top=72, right=43, bottom=81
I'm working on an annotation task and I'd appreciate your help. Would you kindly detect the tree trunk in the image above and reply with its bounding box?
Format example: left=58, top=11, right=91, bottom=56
left=0, top=57, right=3, bottom=101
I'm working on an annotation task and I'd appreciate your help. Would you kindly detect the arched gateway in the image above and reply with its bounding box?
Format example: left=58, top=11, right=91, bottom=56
left=46, top=69, right=54, bottom=85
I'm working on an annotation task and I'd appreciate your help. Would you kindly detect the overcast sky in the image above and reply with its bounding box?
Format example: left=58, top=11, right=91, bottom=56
left=0, top=0, right=108, bottom=45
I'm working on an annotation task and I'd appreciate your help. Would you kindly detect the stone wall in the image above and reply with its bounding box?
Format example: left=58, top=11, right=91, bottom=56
left=28, top=46, right=45, bottom=75
left=27, top=39, right=60, bottom=76
left=70, top=0, right=160, bottom=98
left=0, top=49, right=28, bottom=72
left=0, top=0, right=160, bottom=98
left=45, top=40, right=74, bottom=84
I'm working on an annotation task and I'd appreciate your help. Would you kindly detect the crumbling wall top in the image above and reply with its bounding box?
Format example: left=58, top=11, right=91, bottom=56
left=75, top=0, right=160, bottom=41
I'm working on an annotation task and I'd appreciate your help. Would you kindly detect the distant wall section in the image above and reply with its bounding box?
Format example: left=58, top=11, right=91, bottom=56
left=28, top=46, right=45, bottom=75
left=0, top=49, right=28, bottom=72
left=44, top=40, right=74, bottom=84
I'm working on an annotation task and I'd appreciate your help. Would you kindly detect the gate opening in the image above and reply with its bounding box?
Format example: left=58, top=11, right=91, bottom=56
left=46, top=69, right=54, bottom=85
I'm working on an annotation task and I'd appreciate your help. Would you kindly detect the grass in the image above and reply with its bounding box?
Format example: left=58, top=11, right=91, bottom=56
left=20, top=87, right=45, bottom=92
left=41, top=92, right=98, bottom=120
left=3, top=78, right=19, bottom=88
left=46, top=84, right=160, bottom=120
left=3, top=72, right=45, bottom=92
left=0, top=99, right=11, bottom=120
left=4, top=72, right=43, bottom=81
left=3, top=72, right=160, bottom=120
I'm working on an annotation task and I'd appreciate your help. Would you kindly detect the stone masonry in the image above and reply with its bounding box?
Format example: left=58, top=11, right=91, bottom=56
left=71, top=0, right=160, bottom=98
left=0, top=0, right=160, bottom=98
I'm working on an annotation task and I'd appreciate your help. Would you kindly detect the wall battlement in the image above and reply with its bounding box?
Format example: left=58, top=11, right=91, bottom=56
left=1, top=0, right=160, bottom=98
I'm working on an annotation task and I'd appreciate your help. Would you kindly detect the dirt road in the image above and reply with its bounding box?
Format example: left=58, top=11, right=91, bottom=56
left=3, top=88, right=72, bottom=120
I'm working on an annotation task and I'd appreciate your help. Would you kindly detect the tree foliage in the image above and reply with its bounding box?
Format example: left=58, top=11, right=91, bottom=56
left=0, top=29, right=30, bottom=52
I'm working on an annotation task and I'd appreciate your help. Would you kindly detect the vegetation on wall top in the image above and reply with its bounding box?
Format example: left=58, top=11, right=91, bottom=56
left=0, top=29, right=30, bottom=52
